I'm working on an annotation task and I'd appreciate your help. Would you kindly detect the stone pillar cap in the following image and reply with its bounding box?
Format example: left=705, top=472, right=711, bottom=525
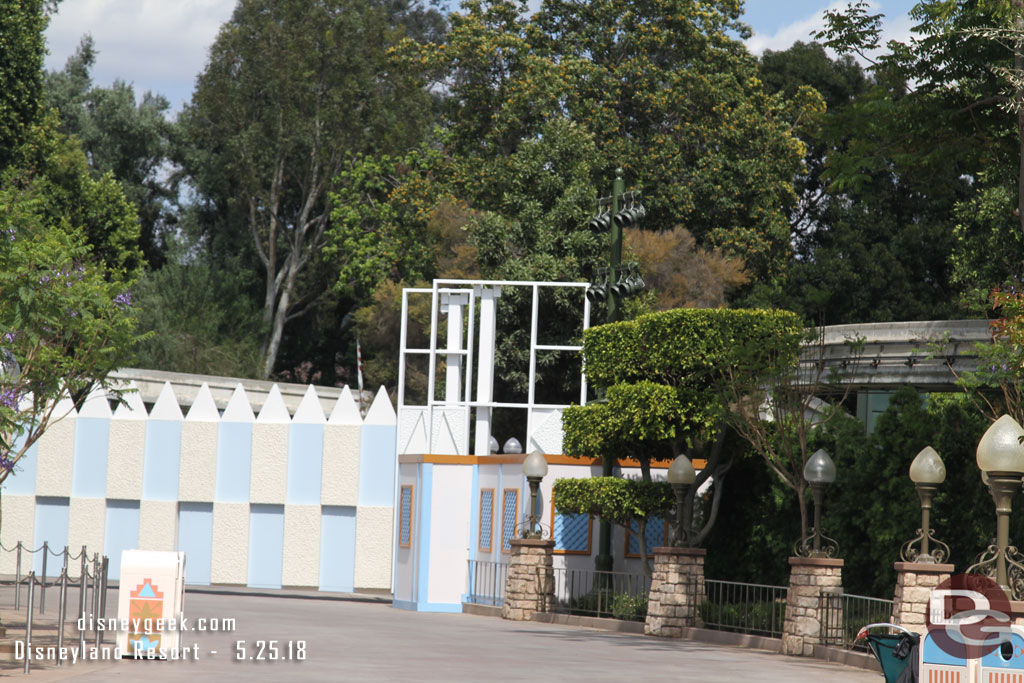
left=893, top=561, right=954, bottom=573
left=509, top=538, right=555, bottom=548
left=652, top=546, right=707, bottom=557
left=788, top=556, right=844, bottom=568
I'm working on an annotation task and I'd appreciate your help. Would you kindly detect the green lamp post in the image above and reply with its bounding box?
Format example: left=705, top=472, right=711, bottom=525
left=969, top=415, right=1024, bottom=595
left=798, top=449, right=838, bottom=558
left=668, top=455, right=696, bottom=547
left=522, top=450, right=548, bottom=539
left=901, top=446, right=950, bottom=564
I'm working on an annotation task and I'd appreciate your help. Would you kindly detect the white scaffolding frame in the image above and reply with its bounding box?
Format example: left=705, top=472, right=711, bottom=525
left=397, top=279, right=592, bottom=456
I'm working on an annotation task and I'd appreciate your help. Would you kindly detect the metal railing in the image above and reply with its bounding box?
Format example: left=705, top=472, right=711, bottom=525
left=821, top=592, right=895, bottom=650
left=699, top=579, right=788, bottom=638
left=465, top=560, right=508, bottom=606
left=545, top=567, right=650, bottom=622
left=0, top=542, right=109, bottom=674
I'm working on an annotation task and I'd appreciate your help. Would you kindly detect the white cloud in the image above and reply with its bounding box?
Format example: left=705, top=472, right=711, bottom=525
left=745, top=0, right=915, bottom=65
left=44, top=0, right=236, bottom=111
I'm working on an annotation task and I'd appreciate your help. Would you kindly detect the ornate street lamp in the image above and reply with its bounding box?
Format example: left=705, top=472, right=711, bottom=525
left=797, top=449, right=839, bottom=558
left=668, top=455, right=696, bottom=546
left=901, top=446, right=950, bottom=564
left=522, top=449, right=548, bottom=539
left=968, top=415, right=1024, bottom=596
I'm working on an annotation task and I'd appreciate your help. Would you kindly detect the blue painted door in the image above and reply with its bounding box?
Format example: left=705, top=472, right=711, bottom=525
left=178, top=503, right=213, bottom=585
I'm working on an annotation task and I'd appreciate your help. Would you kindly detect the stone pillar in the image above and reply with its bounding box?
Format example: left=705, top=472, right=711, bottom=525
left=781, top=557, right=844, bottom=656
left=502, top=539, right=554, bottom=621
left=891, top=562, right=953, bottom=634
left=644, top=546, right=706, bottom=637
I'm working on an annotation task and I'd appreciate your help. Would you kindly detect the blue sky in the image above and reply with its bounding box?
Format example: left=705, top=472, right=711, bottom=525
left=43, top=0, right=921, bottom=115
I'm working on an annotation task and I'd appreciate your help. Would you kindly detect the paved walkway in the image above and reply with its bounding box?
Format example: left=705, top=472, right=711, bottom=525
left=0, top=589, right=882, bottom=682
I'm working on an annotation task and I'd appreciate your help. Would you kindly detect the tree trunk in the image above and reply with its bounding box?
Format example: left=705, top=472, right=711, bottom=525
left=637, top=517, right=651, bottom=578
left=796, top=485, right=808, bottom=545
left=1017, top=2, right=1024, bottom=251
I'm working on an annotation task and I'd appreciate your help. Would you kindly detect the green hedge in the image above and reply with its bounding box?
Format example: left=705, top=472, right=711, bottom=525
left=583, top=308, right=803, bottom=389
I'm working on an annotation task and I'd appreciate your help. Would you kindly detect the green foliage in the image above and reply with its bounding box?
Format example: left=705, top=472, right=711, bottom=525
left=0, top=0, right=46, bottom=167
left=10, top=113, right=144, bottom=280
left=131, top=259, right=264, bottom=378
left=0, top=160, right=141, bottom=481
left=706, top=387, right=997, bottom=598
left=582, top=308, right=803, bottom=390
left=563, top=382, right=681, bottom=462
left=44, top=36, right=176, bottom=268
left=553, top=476, right=672, bottom=527
left=395, top=0, right=809, bottom=279
left=181, top=0, right=442, bottom=378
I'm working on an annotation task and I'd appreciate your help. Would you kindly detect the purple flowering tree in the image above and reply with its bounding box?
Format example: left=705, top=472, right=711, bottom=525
left=0, top=177, right=140, bottom=493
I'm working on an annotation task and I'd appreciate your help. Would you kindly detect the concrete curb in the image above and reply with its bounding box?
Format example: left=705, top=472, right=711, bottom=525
left=463, top=603, right=882, bottom=673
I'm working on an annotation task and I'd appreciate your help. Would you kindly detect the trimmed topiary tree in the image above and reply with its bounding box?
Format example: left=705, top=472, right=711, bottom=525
left=559, top=307, right=803, bottom=556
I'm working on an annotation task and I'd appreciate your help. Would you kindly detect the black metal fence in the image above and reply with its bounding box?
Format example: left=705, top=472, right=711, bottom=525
left=821, top=592, right=895, bottom=650
left=545, top=567, right=651, bottom=622
left=465, top=560, right=508, bottom=606
left=699, top=578, right=789, bottom=638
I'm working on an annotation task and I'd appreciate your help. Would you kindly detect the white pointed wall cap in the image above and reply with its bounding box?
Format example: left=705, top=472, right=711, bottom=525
left=977, top=414, right=1024, bottom=474
left=803, top=448, right=836, bottom=484
left=668, top=454, right=696, bottom=486
left=150, top=381, right=183, bottom=420
left=292, top=385, right=326, bottom=424
left=113, top=382, right=147, bottom=419
left=328, top=385, right=361, bottom=425
left=364, top=386, right=396, bottom=426
left=256, top=384, right=291, bottom=423
left=185, top=383, right=220, bottom=422
left=78, top=385, right=112, bottom=418
left=909, top=446, right=945, bottom=484
left=489, top=435, right=499, bottom=454
left=221, top=383, right=255, bottom=423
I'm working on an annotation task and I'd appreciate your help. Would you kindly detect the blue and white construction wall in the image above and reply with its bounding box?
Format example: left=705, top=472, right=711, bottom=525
left=0, top=380, right=398, bottom=593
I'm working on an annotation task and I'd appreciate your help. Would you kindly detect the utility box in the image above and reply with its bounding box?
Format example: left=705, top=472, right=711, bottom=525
left=115, top=550, right=186, bottom=658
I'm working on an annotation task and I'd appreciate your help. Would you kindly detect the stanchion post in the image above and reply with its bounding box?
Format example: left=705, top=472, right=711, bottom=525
left=24, top=572, right=35, bottom=675
left=14, top=541, right=21, bottom=610
left=95, top=557, right=108, bottom=648
left=57, top=569, right=68, bottom=666
left=78, top=563, right=87, bottom=654
left=40, top=541, right=48, bottom=613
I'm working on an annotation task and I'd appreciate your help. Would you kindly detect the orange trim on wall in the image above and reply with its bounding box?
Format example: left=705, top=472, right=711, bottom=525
left=399, top=453, right=706, bottom=470
left=549, top=503, right=593, bottom=555
left=479, top=488, right=494, bottom=552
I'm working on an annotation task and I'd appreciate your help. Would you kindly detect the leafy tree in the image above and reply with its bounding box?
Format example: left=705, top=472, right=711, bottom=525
left=44, top=36, right=176, bottom=268
left=0, top=152, right=140, bottom=497
left=623, top=227, right=749, bottom=311
left=721, top=321, right=863, bottom=544
left=181, top=0, right=443, bottom=379
left=393, top=0, right=813, bottom=281
left=131, top=257, right=264, bottom=377
left=9, top=113, right=144, bottom=280
left=813, top=1, right=1024, bottom=307
left=0, top=0, right=47, bottom=168
left=562, top=308, right=803, bottom=550
left=553, top=476, right=672, bottom=575
left=755, top=38, right=966, bottom=324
